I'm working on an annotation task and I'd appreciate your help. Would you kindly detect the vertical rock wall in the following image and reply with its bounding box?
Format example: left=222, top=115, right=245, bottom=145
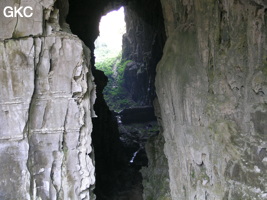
left=156, top=0, right=267, bottom=199
left=67, top=1, right=168, bottom=199
left=0, top=0, right=96, bottom=199
left=67, top=1, right=130, bottom=198
left=123, top=0, right=166, bottom=105
left=2, top=0, right=267, bottom=199
left=121, top=1, right=172, bottom=199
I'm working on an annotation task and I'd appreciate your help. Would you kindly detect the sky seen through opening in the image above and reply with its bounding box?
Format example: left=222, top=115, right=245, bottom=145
left=94, top=7, right=126, bottom=62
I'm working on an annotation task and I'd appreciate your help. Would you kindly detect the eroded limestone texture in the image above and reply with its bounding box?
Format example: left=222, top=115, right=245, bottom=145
left=0, top=0, right=96, bottom=199
left=27, top=35, right=96, bottom=200
left=0, top=34, right=96, bottom=200
left=1, top=0, right=267, bottom=199
left=0, top=0, right=58, bottom=39
left=67, top=0, right=168, bottom=199
left=122, top=0, right=166, bottom=105
left=156, top=0, right=267, bottom=199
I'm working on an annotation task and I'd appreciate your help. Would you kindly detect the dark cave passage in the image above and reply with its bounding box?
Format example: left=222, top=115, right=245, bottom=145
left=67, top=0, right=166, bottom=199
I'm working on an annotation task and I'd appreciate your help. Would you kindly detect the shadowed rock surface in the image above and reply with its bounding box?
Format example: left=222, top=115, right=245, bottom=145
left=119, top=106, right=157, bottom=124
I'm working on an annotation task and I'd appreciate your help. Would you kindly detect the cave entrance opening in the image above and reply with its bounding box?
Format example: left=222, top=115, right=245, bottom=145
left=95, top=7, right=125, bottom=64
left=94, top=7, right=132, bottom=112
left=67, top=0, right=166, bottom=199
left=92, top=6, right=160, bottom=200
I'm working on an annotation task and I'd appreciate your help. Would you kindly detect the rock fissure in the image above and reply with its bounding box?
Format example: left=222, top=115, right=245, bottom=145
left=12, top=1, right=21, bottom=38
left=26, top=36, right=40, bottom=199
left=0, top=0, right=267, bottom=199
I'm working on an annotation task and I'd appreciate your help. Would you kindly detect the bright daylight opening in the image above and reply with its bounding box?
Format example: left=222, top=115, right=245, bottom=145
left=94, top=7, right=135, bottom=112
left=94, top=7, right=126, bottom=62
left=92, top=6, right=160, bottom=199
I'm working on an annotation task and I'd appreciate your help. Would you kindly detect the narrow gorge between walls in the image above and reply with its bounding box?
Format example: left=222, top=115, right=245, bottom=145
left=0, top=0, right=267, bottom=200
left=67, top=0, right=167, bottom=199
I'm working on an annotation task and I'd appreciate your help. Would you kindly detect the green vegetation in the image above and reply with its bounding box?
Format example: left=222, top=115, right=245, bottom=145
left=95, top=52, right=136, bottom=111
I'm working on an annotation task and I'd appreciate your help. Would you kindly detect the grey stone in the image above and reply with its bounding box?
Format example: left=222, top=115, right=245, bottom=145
left=0, top=30, right=96, bottom=199
left=156, top=0, right=267, bottom=199
left=1, top=0, right=267, bottom=199
left=0, top=0, right=59, bottom=40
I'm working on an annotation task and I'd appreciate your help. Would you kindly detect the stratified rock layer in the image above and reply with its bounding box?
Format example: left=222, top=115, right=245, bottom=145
left=0, top=34, right=96, bottom=200
left=0, top=0, right=96, bottom=199
left=156, top=0, right=267, bottom=199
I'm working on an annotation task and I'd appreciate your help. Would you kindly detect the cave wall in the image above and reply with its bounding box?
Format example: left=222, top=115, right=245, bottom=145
left=67, top=1, right=130, bottom=199
left=67, top=0, right=126, bottom=54
left=67, top=0, right=168, bottom=199
left=156, top=0, right=267, bottom=199
left=0, top=0, right=96, bottom=199
left=1, top=0, right=267, bottom=199
left=122, top=0, right=166, bottom=105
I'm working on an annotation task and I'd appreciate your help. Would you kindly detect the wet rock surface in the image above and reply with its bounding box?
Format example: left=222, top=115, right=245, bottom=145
left=118, top=120, right=158, bottom=167
left=114, top=119, right=159, bottom=200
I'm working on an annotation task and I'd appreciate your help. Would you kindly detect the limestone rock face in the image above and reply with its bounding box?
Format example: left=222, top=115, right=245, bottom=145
left=156, top=0, right=267, bottom=199
left=122, top=0, right=166, bottom=105
left=0, top=0, right=59, bottom=39
left=141, top=132, right=171, bottom=200
left=0, top=1, right=96, bottom=199
left=1, top=0, right=267, bottom=199
left=0, top=37, right=34, bottom=200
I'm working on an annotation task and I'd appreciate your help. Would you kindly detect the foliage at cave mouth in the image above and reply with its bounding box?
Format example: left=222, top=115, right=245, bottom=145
left=95, top=52, right=136, bottom=112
